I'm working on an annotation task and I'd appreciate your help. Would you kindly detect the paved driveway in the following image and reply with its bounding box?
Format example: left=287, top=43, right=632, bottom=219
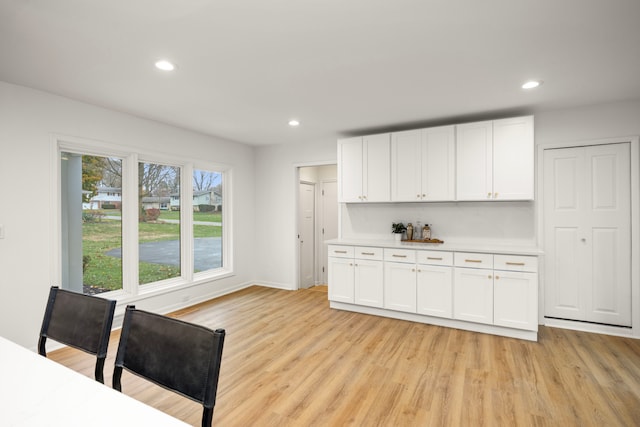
left=106, top=237, right=222, bottom=271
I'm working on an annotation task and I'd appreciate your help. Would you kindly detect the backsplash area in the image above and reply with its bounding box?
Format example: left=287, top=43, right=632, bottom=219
left=340, top=201, right=536, bottom=246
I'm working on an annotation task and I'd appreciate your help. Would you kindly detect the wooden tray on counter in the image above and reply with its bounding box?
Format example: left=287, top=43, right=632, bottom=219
left=403, top=238, right=444, bottom=244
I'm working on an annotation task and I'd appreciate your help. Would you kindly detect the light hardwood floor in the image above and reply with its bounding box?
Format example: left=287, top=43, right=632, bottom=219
left=50, top=285, right=640, bottom=426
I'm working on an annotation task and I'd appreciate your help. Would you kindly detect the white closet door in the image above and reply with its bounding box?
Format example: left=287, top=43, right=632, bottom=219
left=544, top=143, right=631, bottom=326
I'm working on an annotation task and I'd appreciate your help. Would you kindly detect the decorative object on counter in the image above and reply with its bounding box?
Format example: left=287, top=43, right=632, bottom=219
left=415, top=221, right=421, bottom=239
left=404, top=238, right=445, bottom=244
left=422, top=223, right=431, bottom=240
left=391, top=222, right=406, bottom=242
left=406, top=223, right=414, bottom=240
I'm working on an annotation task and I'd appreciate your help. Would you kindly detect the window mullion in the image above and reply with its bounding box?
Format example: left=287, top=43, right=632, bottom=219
left=182, top=164, right=194, bottom=282
left=121, top=153, right=139, bottom=295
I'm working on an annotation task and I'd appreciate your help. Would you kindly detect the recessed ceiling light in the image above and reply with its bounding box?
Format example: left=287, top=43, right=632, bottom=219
left=288, top=120, right=300, bottom=127
left=522, top=80, right=542, bottom=89
left=155, top=60, right=176, bottom=71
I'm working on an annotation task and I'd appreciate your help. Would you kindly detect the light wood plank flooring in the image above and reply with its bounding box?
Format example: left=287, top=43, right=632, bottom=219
left=50, top=285, right=640, bottom=426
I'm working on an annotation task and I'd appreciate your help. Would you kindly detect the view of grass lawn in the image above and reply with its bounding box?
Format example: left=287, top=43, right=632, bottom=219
left=83, top=214, right=221, bottom=290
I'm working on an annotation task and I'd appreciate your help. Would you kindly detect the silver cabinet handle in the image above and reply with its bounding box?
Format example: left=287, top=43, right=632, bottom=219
left=427, top=257, right=443, bottom=260
left=465, top=259, right=482, bottom=263
left=392, top=254, right=407, bottom=258
left=506, top=262, right=525, bottom=266
left=334, top=250, right=348, bottom=254
left=361, top=252, right=375, bottom=256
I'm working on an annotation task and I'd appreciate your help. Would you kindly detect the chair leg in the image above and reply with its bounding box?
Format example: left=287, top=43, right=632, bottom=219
left=202, top=407, right=214, bottom=427
left=95, top=356, right=106, bottom=383
left=37, top=336, right=47, bottom=357
left=112, top=366, right=123, bottom=391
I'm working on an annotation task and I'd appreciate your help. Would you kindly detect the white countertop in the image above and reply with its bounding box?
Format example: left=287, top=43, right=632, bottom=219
left=325, top=238, right=542, bottom=256
left=0, top=336, right=189, bottom=427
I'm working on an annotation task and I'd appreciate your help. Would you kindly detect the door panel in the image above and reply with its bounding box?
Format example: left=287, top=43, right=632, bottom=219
left=552, top=227, right=581, bottom=313
left=299, top=182, right=315, bottom=288
left=544, top=143, right=631, bottom=326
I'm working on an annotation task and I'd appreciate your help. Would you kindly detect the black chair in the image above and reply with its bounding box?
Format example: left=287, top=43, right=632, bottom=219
left=113, top=305, right=226, bottom=427
left=38, top=286, right=116, bottom=383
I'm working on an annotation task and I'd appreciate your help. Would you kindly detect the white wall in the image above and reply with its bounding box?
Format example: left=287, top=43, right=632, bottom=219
left=535, top=99, right=640, bottom=145
left=340, top=201, right=535, bottom=246
left=254, top=142, right=336, bottom=289
left=0, top=82, right=256, bottom=349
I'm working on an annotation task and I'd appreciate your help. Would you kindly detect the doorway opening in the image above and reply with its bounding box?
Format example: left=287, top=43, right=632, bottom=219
left=297, top=164, right=338, bottom=290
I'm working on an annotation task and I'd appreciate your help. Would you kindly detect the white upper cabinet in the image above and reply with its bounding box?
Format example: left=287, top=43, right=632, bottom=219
left=338, top=134, right=390, bottom=203
left=339, top=116, right=533, bottom=203
left=492, top=116, right=534, bottom=200
left=391, top=129, right=422, bottom=201
left=391, top=125, right=455, bottom=202
left=423, top=126, right=456, bottom=201
left=456, top=116, right=534, bottom=201
left=456, top=121, right=493, bottom=201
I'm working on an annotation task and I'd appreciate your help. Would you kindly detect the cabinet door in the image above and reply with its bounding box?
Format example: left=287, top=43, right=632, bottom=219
left=391, top=129, right=422, bottom=201
left=338, top=137, right=363, bottom=202
left=456, top=121, right=493, bottom=201
left=384, top=261, right=417, bottom=313
left=328, top=257, right=354, bottom=303
left=423, top=125, right=456, bottom=201
left=364, top=133, right=391, bottom=202
left=417, top=265, right=453, bottom=318
left=354, top=259, right=384, bottom=307
left=494, top=271, right=538, bottom=331
left=453, top=268, right=493, bottom=324
left=493, top=116, right=534, bottom=200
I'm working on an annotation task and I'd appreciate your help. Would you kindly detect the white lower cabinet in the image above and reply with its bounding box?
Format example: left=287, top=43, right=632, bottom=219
left=329, top=243, right=539, bottom=340
left=417, top=265, right=453, bottom=318
left=453, top=267, right=494, bottom=325
left=384, top=261, right=417, bottom=313
left=354, top=258, right=384, bottom=308
left=493, top=255, right=538, bottom=331
left=328, top=256, right=354, bottom=303
left=329, top=245, right=384, bottom=307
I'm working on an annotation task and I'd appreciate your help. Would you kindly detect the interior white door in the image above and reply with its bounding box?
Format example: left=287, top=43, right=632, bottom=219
left=321, top=180, right=338, bottom=284
left=299, top=182, right=315, bottom=289
left=544, top=143, right=631, bottom=326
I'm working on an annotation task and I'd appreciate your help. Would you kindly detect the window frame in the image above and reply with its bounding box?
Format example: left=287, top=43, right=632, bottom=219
left=53, top=135, right=233, bottom=302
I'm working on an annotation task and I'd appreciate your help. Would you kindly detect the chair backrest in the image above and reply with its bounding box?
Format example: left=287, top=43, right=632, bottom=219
left=113, top=305, right=225, bottom=427
left=38, top=286, right=116, bottom=383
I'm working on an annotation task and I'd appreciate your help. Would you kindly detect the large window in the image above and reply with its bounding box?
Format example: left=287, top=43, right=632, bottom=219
left=61, top=152, right=123, bottom=294
left=58, top=141, right=229, bottom=297
left=138, top=161, right=181, bottom=285
left=193, top=169, right=223, bottom=273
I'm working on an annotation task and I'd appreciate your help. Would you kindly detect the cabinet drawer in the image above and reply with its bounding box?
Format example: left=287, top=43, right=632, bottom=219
left=494, top=254, right=538, bottom=273
left=355, top=246, right=383, bottom=260
left=328, top=245, right=354, bottom=258
left=384, top=248, right=416, bottom=263
left=417, top=250, right=453, bottom=266
left=454, top=252, right=493, bottom=269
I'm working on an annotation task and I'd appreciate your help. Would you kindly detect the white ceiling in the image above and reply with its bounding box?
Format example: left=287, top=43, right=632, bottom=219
left=2, top=0, right=640, bottom=146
